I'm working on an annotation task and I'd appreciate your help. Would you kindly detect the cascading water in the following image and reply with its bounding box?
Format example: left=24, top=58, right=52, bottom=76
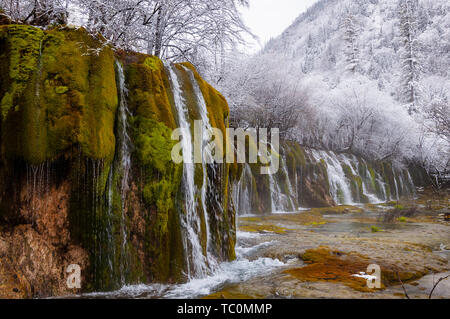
left=406, top=171, right=416, bottom=198
left=377, top=175, right=388, bottom=201
left=166, top=63, right=209, bottom=278
left=312, top=150, right=354, bottom=205
left=261, top=155, right=297, bottom=214
left=235, top=144, right=418, bottom=214
left=281, top=156, right=297, bottom=211
left=114, top=61, right=133, bottom=284
left=392, top=167, right=400, bottom=201
left=340, top=154, right=362, bottom=202
left=185, top=66, right=219, bottom=269
left=362, top=165, right=382, bottom=203
left=105, top=166, right=115, bottom=275
left=268, top=172, right=279, bottom=212
left=233, top=164, right=253, bottom=215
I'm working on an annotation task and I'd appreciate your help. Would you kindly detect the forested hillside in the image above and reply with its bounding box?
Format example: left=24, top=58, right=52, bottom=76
left=216, top=0, right=449, bottom=174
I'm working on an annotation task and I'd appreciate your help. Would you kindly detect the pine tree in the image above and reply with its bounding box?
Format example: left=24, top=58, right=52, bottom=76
left=398, top=0, right=421, bottom=115
left=343, top=13, right=360, bottom=74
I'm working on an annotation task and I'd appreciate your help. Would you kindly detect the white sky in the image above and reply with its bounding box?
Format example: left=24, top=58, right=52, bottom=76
left=241, top=0, right=319, bottom=51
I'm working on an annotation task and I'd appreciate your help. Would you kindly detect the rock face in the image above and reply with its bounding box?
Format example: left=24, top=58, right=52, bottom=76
left=232, top=140, right=426, bottom=215
left=0, top=25, right=235, bottom=297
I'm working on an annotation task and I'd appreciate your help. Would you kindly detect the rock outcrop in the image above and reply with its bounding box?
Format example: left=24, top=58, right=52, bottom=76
left=0, top=25, right=235, bottom=297
left=232, top=140, right=425, bottom=215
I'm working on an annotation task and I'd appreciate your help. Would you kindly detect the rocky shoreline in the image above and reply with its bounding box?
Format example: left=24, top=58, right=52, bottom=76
left=207, top=194, right=450, bottom=299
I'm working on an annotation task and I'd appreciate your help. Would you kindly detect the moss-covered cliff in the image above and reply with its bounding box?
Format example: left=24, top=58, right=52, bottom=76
left=0, top=25, right=235, bottom=297
left=232, top=140, right=421, bottom=215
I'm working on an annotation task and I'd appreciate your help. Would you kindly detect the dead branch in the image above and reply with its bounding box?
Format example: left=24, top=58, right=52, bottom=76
left=396, top=270, right=410, bottom=299
left=428, top=275, right=450, bottom=299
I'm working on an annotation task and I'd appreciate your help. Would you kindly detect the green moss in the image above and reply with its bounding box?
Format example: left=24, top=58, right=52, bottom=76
left=285, top=141, right=307, bottom=170
left=55, top=86, right=68, bottom=94
left=126, top=55, right=176, bottom=129
left=342, top=163, right=353, bottom=178
left=370, top=225, right=383, bottom=232
left=124, top=55, right=238, bottom=281
left=179, top=62, right=229, bottom=136
left=134, top=117, right=174, bottom=172
left=143, top=56, right=163, bottom=71
left=1, top=25, right=118, bottom=164
left=368, top=165, right=377, bottom=190
left=132, top=114, right=183, bottom=252
left=0, top=25, right=44, bottom=121
left=336, top=185, right=345, bottom=204
left=1, top=25, right=236, bottom=290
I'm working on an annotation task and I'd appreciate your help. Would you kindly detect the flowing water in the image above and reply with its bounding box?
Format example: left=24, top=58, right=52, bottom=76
left=233, top=146, right=417, bottom=216
left=79, top=231, right=285, bottom=299
left=311, top=150, right=354, bottom=205
left=166, top=63, right=209, bottom=278
left=185, top=66, right=220, bottom=269
left=115, top=61, right=132, bottom=284
left=77, top=65, right=424, bottom=297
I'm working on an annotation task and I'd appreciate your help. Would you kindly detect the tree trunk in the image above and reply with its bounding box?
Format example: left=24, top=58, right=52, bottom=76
left=154, top=6, right=164, bottom=57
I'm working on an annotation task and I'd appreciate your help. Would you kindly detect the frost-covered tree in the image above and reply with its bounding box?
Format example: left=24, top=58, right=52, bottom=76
left=217, top=52, right=308, bottom=139
left=301, top=34, right=319, bottom=74
left=421, top=78, right=450, bottom=143
left=343, top=13, right=359, bottom=74
left=72, top=0, right=251, bottom=61
left=0, top=0, right=251, bottom=64
left=0, top=0, right=68, bottom=25
left=398, top=0, right=421, bottom=115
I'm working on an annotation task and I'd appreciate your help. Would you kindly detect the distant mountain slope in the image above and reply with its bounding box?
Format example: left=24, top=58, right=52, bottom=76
left=264, top=0, right=449, bottom=100
left=247, top=0, right=449, bottom=171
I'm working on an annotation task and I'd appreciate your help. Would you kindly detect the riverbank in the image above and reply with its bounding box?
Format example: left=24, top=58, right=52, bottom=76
left=206, top=192, right=450, bottom=299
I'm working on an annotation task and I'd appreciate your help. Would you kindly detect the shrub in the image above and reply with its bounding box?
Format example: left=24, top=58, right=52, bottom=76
left=371, top=225, right=383, bottom=232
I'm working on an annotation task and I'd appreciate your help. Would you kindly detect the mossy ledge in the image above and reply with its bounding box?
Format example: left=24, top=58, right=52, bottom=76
left=0, top=25, right=235, bottom=297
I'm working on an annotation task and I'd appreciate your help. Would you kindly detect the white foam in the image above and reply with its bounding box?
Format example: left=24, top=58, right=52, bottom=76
left=235, top=241, right=277, bottom=256
left=164, top=257, right=285, bottom=298
left=352, top=272, right=377, bottom=281
left=80, top=239, right=285, bottom=299
left=236, top=231, right=262, bottom=239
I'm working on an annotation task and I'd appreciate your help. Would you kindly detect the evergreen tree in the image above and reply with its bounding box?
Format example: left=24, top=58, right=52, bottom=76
left=398, top=0, right=421, bottom=115
left=343, top=13, right=360, bottom=74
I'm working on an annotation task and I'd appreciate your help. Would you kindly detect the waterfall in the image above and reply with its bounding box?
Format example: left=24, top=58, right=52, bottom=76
left=312, top=150, right=354, bottom=205
left=376, top=173, right=388, bottom=201
left=233, top=164, right=252, bottom=215
left=234, top=143, right=418, bottom=214
left=268, top=168, right=293, bottom=213
left=392, top=167, right=400, bottom=201
left=363, top=167, right=381, bottom=203
left=114, top=61, right=133, bottom=284
left=105, top=166, right=115, bottom=276
left=341, top=154, right=361, bottom=202
left=281, top=156, right=297, bottom=211
left=185, top=67, right=219, bottom=269
left=166, top=63, right=209, bottom=278
left=398, top=170, right=406, bottom=196
left=268, top=173, right=278, bottom=212
left=115, top=61, right=132, bottom=200
left=406, top=171, right=416, bottom=197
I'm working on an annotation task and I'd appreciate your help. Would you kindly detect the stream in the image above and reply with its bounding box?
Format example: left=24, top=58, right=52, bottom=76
left=75, top=204, right=449, bottom=299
